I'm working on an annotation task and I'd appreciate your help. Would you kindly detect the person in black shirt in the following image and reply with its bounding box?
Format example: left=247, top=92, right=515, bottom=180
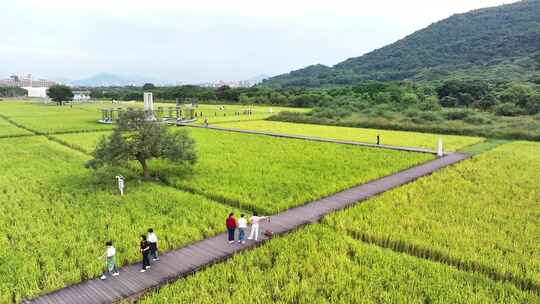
left=140, top=235, right=151, bottom=272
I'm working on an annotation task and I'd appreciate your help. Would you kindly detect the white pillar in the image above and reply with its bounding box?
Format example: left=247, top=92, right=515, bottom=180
left=437, top=138, right=444, bottom=157
left=143, top=92, right=156, bottom=121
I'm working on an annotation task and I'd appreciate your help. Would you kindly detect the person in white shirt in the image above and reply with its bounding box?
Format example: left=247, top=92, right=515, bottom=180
left=116, top=175, right=125, bottom=196
left=100, top=241, right=119, bottom=280
left=147, top=228, right=159, bottom=261
left=248, top=212, right=268, bottom=241
left=237, top=214, right=248, bottom=244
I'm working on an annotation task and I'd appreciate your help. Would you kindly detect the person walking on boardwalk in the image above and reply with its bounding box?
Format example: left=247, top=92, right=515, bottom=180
left=140, top=235, right=151, bottom=272
left=147, top=228, right=159, bottom=261
left=248, top=212, right=268, bottom=241
left=237, top=214, right=247, bottom=244
left=226, top=212, right=237, bottom=244
left=99, top=241, right=119, bottom=280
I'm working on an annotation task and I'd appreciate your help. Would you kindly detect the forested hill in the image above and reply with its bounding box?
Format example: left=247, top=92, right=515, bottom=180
left=262, top=0, right=540, bottom=88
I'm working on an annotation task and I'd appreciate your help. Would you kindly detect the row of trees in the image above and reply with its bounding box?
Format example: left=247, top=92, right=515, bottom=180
left=437, top=80, right=540, bottom=115
left=0, top=87, right=27, bottom=97
left=88, top=85, right=328, bottom=108
left=81, top=79, right=540, bottom=117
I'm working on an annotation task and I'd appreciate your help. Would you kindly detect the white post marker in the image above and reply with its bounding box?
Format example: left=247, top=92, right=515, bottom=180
left=116, top=175, right=125, bottom=196
left=143, top=92, right=156, bottom=121
left=437, top=138, right=444, bottom=157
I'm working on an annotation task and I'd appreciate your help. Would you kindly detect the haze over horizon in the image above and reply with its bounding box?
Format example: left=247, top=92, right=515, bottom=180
left=1, top=0, right=519, bottom=83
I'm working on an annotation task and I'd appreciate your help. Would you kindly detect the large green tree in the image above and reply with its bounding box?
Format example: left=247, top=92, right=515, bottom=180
left=47, top=85, right=74, bottom=105
left=86, top=111, right=197, bottom=178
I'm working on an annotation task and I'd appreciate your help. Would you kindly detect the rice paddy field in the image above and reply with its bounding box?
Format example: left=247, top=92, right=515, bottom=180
left=138, top=141, right=540, bottom=304
left=213, top=120, right=484, bottom=151
left=324, top=141, right=540, bottom=290
left=52, top=128, right=433, bottom=214
left=0, top=100, right=538, bottom=303
left=138, top=225, right=539, bottom=304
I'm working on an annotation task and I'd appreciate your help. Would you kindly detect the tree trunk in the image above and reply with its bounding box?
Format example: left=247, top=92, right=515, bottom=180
left=138, top=158, right=150, bottom=179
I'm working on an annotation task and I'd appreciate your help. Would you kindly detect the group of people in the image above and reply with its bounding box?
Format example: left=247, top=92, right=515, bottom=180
left=226, top=212, right=269, bottom=244
left=99, top=228, right=159, bottom=280
left=98, top=212, right=271, bottom=281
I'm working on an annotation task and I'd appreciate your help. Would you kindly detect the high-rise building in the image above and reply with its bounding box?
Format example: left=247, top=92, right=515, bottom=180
left=0, top=74, right=55, bottom=88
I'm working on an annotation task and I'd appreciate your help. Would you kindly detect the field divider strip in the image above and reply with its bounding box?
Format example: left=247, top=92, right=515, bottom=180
left=178, top=123, right=439, bottom=154
left=330, top=228, right=540, bottom=295
left=25, top=152, right=470, bottom=304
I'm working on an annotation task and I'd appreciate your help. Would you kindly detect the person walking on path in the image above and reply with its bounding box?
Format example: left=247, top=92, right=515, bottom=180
left=237, top=214, right=247, bottom=244
left=139, top=235, right=151, bottom=272
left=226, top=213, right=237, bottom=244
left=147, top=228, right=159, bottom=261
left=248, top=212, right=268, bottom=241
left=99, top=241, right=119, bottom=280
left=204, top=117, right=209, bottom=127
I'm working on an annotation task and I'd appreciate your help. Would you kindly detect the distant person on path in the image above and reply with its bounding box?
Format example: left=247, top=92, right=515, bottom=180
left=147, top=228, right=159, bottom=261
left=99, top=241, right=119, bottom=280
left=140, top=235, right=151, bottom=272
left=204, top=117, right=209, bottom=127
left=377, top=135, right=380, bottom=145
left=248, top=212, right=268, bottom=241
left=237, top=214, right=247, bottom=244
left=226, top=213, right=237, bottom=244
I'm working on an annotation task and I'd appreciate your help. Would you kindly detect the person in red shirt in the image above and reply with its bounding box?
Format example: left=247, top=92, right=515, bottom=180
left=226, top=213, right=237, bottom=244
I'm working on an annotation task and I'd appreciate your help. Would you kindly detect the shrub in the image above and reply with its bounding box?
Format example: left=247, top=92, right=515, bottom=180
left=463, top=114, right=492, bottom=125
left=440, top=96, right=458, bottom=107
left=494, top=103, right=522, bottom=116
left=418, top=96, right=442, bottom=111
left=443, top=109, right=475, bottom=120
left=419, top=111, right=443, bottom=122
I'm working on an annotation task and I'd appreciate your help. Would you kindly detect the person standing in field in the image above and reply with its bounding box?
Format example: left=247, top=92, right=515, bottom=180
left=147, top=228, right=159, bottom=261
left=248, top=212, right=268, bottom=241
left=139, top=235, right=151, bottom=272
left=226, top=213, right=237, bottom=244
left=237, top=214, right=247, bottom=244
left=100, top=241, right=119, bottom=280
left=116, top=175, right=125, bottom=196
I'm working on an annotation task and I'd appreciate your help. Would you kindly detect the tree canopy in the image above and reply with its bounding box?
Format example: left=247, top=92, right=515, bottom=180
left=86, top=111, right=197, bottom=178
left=47, top=85, right=74, bottom=105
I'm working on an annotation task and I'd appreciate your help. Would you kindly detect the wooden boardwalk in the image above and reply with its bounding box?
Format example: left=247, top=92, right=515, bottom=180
left=26, top=153, right=469, bottom=304
left=180, top=124, right=439, bottom=154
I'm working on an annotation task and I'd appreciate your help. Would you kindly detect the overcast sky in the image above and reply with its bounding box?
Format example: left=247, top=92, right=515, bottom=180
left=0, top=0, right=518, bottom=83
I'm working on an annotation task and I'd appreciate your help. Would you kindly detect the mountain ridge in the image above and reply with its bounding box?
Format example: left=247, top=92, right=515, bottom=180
left=262, top=0, right=540, bottom=88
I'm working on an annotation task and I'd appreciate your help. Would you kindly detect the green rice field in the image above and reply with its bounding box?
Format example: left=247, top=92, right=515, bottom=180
left=0, top=100, right=536, bottom=303
left=214, top=120, right=484, bottom=151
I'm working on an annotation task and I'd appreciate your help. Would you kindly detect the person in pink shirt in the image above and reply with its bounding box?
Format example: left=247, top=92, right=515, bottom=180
left=248, top=212, right=268, bottom=241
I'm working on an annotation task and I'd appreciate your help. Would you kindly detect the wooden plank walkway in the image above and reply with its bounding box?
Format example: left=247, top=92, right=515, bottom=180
left=26, top=153, right=469, bottom=304
left=179, top=124, right=438, bottom=154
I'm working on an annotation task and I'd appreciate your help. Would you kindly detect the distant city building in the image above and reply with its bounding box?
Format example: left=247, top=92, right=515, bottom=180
left=0, top=74, right=55, bottom=88
left=198, top=79, right=255, bottom=88
left=22, top=87, right=48, bottom=98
